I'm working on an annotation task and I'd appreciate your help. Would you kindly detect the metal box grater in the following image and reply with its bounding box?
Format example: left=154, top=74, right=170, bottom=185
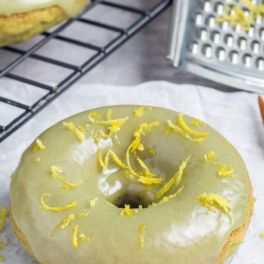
left=168, top=0, right=264, bottom=93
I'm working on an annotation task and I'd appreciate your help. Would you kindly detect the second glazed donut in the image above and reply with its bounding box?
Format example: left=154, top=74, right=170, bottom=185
left=0, top=0, right=89, bottom=47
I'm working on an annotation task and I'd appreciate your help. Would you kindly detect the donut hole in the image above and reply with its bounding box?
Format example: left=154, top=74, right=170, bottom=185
left=100, top=170, right=154, bottom=209
left=105, top=187, right=154, bottom=209
left=113, top=193, right=150, bottom=209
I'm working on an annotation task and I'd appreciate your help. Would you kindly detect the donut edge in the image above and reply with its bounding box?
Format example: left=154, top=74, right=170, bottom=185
left=216, top=178, right=254, bottom=264
left=10, top=182, right=254, bottom=264
left=10, top=213, right=39, bottom=263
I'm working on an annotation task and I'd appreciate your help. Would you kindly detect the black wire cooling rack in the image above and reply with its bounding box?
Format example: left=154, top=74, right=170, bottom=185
left=0, top=0, right=172, bottom=143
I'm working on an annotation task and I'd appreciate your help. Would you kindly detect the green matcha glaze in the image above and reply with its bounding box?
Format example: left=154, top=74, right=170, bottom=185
left=10, top=105, right=251, bottom=264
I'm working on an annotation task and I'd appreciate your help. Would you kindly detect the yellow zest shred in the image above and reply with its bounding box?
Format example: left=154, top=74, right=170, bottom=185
left=126, top=148, right=140, bottom=178
left=218, top=164, right=235, bottom=178
left=138, top=224, right=146, bottom=249
left=166, top=120, right=182, bottom=133
left=161, top=186, right=184, bottom=203
left=242, top=0, right=257, bottom=12
left=136, top=157, right=156, bottom=177
left=72, top=224, right=79, bottom=249
left=55, top=213, right=75, bottom=229
left=51, top=166, right=82, bottom=190
left=156, top=156, right=191, bottom=200
left=260, top=232, right=264, bottom=239
left=32, top=138, right=46, bottom=152
left=95, top=115, right=125, bottom=127
left=78, top=233, right=90, bottom=244
left=40, top=193, right=77, bottom=213
left=199, top=193, right=233, bottom=215
left=204, top=151, right=217, bottom=161
left=0, top=241, right=7, bottom=251
left=167, top=120, right=204, bottom=143
left=178, top=114, right=208, bottom=138
left=126, top=122, right=160, bottom=177
left=126, top=139, right=143, bottom=177
left=134, top=106, right=145, bottom=118
left=72, top=224, right=89, bottom=249
left=120, top=204, right=135, bottom=217
left=100, top=118, right=128, bottom=136
left=0, top=207, right=8, bottom=232
left=98, top=149, right=110, bottom=172
left=90, top=197, right=99, bottom=207
left=190, top=118, right=206, bottom=127
left=51, top=165, right=63, bottom=176
left=98, top=149, right=127, bottom=173
left=108, top=150, right=127, bottom=169
left=35, top=157, right=41, bottom=163
left=92, top=130, right=102, bottom=143
left=88, top=112, right=102, bottom=123
left=0, top=256, right=5, bottom=262
left=129, top=136, right=144, bottom=154
left=98, top=148, right=104, bottom=169
left=89, top=111, right=128, bottom=140
left=135, top=121, right=160, bottom=139
left=51, top=213, right=75, bottom=236
left=137, top=176, right=163, bottom=185
left=216, top=1, right=264, bottom=32
left=63, top=122, right=86, bottom=143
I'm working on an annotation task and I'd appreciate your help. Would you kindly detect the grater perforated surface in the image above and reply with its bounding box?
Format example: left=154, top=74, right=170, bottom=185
left=168, top=0, right=264, bottom=93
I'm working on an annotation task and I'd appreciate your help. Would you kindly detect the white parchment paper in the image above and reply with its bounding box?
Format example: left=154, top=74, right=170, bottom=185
left=0, top=81, right=263, bottom=263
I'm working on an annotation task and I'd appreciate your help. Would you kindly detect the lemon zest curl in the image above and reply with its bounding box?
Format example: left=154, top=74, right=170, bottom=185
left=90, top=197, right=99, bottom=207
left=88, top=111, right=128, bottom=141
left=204, top=151, right=217, bottom=161
left=160, top=186, right=184, bottom=203
left=72, top=224, right=89, bottom=249
left=178, top=114, right=208, bottom=138
left=51, top=166, right=82, bottom=190
left=260, top=232, right=264, bottom=239
left=134, top=106, right=145, bottom=118
left=120, top=204, right=135, bottom=217
left=136, top=157, right=156, bottom=178
left=40, top=193, right=77, bottom=213
left=63, top=122, right=86, bottom=143
left=137, top=176, right=163, bottom=185
left=98, top=149, right=127, bottom=173
left=156, top=156, right=191, bottom=200
left=51, top=213, right=75, bottom=236
left=199, top=193, right=233, bottom=215
left=218, top=164, right=235, bottom=178
left=32, top=138, right=46, bottom=152
left=126, top=122, right=160, bottom=178
left=216, top=1, right=264, bottom=32
left=138, top=224, right=146, bottom=249
left=167, top=120, right=204, bottom=143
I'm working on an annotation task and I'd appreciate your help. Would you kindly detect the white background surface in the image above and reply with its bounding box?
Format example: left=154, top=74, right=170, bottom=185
left=0, top=81, right=263, bottom=264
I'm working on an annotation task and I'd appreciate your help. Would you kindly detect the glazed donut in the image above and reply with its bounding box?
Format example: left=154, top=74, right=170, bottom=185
left=0, top=0, right=89, bottom=47
left=10, top=105, right=253, bottom=264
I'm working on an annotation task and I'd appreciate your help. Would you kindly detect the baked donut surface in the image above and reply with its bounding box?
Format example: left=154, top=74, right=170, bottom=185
left=0, top=0, right=88, bottom=47
left=10, top=105, right=253, bottom=264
